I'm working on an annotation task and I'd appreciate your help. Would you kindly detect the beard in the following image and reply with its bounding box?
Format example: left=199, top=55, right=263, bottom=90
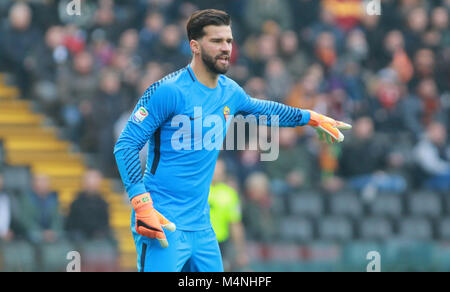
left=201, top=47, right=230, bottom=75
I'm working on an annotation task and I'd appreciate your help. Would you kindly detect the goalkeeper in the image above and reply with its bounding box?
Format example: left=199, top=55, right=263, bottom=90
left=114, top=9, right=351, bottom=272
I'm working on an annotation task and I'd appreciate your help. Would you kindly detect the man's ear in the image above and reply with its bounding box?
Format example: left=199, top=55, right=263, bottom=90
left=190, top=39, right=200, bottom=55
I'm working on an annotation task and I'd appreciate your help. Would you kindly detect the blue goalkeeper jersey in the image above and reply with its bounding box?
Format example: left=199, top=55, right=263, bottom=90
left=114, top=64, right=310, bottom=231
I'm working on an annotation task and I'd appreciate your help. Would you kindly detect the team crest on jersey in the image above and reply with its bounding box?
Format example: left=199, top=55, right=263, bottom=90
left=133, top=107, right=148, bottom=123
left=223, top=106, right=230, bottom=121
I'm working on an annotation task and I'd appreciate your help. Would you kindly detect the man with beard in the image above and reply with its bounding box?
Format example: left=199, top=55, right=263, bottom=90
left=114, top=9, right=351, bottom=272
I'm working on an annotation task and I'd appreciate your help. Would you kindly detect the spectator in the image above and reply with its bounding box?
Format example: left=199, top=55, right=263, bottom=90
left=360, top=12, right=383, bottom=71
left=305, top=6, right=345, bottom=53
left=377, top=30, right=406, bottom=72
left=91, top=0, right=124, bottom=43
left=245, top=33, right=279, bottom=76
left=244, top=76, right=268, bottom=100
left=341, top=28, right=369, bottom=65
left=118, top=28, right=139, bottom=56
left=242, top=172, right=276, bottom=242
left=58, top=50, right=98, bottom=144
left=31, top=25, right=68, bottom=85
left=245, top=0, right=293, bottom=33
left=324, top=78, right=353, bottom=123
left=0, top=173, right=13, bottom=242
left=0, top=2, right=41, bottom=97
left=59, top=50, right=98, bottom=107
left=152, top=24, right=189, bottom=72
left=340, top=61, right=367, bottom=105
left=86, top=69, right=127, bottom=176
left=138, top=11, right=165, bottom=62
left=321, top=0, right=363, bottom=33
left=285, top=65, right=324, bottom=136
left=90, top=28, right=115, bottom=68
left=431, top=6, right=449, bottom=35
left=263, top=57, right=293, bottom=101
left=430, top=6, right=450, bottom=51
left=338, top=116, right=407, bottom=194
left=368, top=68, right=407, bottom=134
left=403, top=6, right=428, bottom=57
left=209, top=159, right=249, bottom=271
left=31, top=25, right=68, bottom=118
left=314, top=31, right=338, bottom=71
left=400, top=78, right=447, bottom=139
left=413, top=122, right=450, bottom=192
left=18, top=173, right=63, bottom=243
left=227, top=58, right=250, bottom=85
left=289, top=0, right=321, bottom=31
left=235, top=138, right=265, bottom=189
left=62, top=24, right=86, bottom=56
left=113, top=29, right=142, bottom=103
left=411, top=48, right=436, bottom=88
left=265, top=127, right=314, bottom=194
left=278, top=30, right=310, bottom=79
left=66, top=169, right=112, bottom=241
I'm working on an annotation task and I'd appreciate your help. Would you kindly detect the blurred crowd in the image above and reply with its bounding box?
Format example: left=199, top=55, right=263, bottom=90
left=0, top=0, right=450, bottom=247
left=0, top=169, right=114, bottom=245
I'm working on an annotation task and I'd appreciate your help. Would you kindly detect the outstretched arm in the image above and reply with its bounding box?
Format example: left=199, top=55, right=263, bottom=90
left=237, top=88, right=351, bottom=143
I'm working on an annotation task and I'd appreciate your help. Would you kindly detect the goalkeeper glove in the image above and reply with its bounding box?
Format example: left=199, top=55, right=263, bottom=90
left=307, top=110, right=352, bottom=144
left=131, top=193, right=176, bottom=248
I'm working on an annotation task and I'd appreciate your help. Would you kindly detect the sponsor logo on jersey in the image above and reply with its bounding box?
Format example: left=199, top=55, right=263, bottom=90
left=223, top=106, right=230, bottom=121
left=133, top=107, right=148, bottom=123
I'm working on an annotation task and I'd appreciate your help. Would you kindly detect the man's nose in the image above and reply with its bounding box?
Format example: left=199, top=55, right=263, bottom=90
left=221, top=42, right=231, bottom=53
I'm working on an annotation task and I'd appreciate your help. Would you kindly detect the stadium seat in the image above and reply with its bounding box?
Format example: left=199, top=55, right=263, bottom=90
left=79, top=239, right=119, bottom=272
left=0, top=85, right=19, bottom=99
left=270, top=194, right=287, bottom=216
left=0, top=112, right=44, bottom=126
left=408, top=191, right=442, bottom=218
left=4, top=138, right=70, bottom=152
left=358, top=217, right=393, bottom=241
left=341, top=241, right=382, bottom=271
left=398, top=217, right=433, bottom=240
left=2, top=165, right=31, bottom=194
left=288, top=191, right=324, bottom=218
left=0, top=241, right=36, bottom=272
left=278, top=216, right=314, bottom=243
left=328, top=192, right=363, bottom=218
left=317, top=216, right=354, bottom=242
left=39, top=241, right=77, bottom=272
left=439, top=195, right=450, bottom=215
left=437, top=217, right=450, bottom=241
left=369, top=194, right=403, bottom=218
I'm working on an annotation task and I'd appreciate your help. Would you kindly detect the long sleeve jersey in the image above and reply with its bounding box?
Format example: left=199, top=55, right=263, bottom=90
left=114, top=64, right=310, bottom=231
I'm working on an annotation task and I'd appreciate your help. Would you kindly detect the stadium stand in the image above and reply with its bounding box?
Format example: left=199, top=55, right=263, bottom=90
left=368, top=194, right=404, bottom=219
left=278, top=216, right=315, bottom=243
left=288, top=191, right=324, bottom=218
left=318, top=216, right=354, bottom=242
left=0, top=76, right=135, bottom=271
left=328, top=191, right=364, bottom=218
left=0, top=0, right=449, bottom=271
left=358, top=216, right=394, bottom=241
